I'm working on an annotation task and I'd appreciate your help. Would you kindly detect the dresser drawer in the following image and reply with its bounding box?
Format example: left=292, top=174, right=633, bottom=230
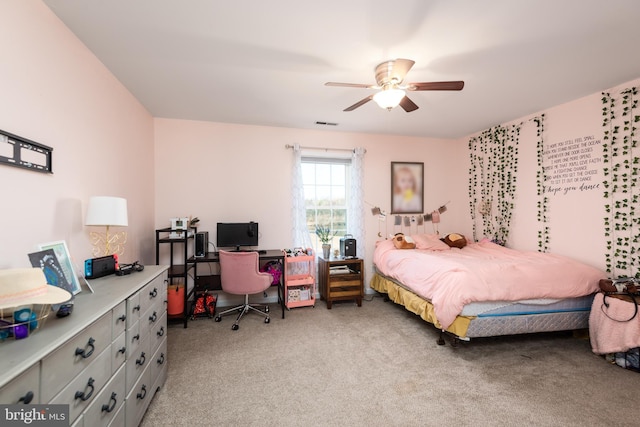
left=107, top=402, right=125, bottom=427
left=42, top=313, right=111, bottom=403
left=112, top=301, right=127, bottom=340
left=0, top=363, right=40, bottom=404
left=126, top=333, right=150, bottom=394
left=111, top=332, right=126, bottom=373
left=125, top=363, right=152, bottom=427
left=142, top=305, right=160, bottom=337
left=71, top=414, right=83, bottom=427
left=150, top=336, right=167, bottom=391
left=126, top=320, right=141, bottom=358
left=139, top=275, right=166, bottom=316
left=150, top=311, right=167, bottom=355
left=82, top=364, right=125, bottom=427
left=126, top=290, right=142, bottom=329
left=49, top=346, right=112, bottom=424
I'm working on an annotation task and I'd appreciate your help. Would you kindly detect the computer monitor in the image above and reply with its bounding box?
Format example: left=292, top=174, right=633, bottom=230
left=216, top=222, right=259, bottom=250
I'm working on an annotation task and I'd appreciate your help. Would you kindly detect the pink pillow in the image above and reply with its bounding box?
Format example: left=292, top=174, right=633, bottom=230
left=411, top=234, right=450, bottom=251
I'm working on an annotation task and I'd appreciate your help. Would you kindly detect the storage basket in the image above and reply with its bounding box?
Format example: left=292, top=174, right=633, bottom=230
left=0, top=304, right=52, bottom=342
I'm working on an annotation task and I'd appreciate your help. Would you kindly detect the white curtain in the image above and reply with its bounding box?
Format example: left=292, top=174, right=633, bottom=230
left=291, top=144, right=313, bottom=249
left=348, top=147, right=365, bottom=260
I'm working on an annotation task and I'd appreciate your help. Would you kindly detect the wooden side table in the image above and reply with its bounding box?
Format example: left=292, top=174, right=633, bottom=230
left=318, top=257, right=363, bottom=309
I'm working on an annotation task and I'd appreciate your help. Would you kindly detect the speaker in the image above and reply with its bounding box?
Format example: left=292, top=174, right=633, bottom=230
left=340, top=234, right=357, bottom=259
left=195, top=231, right=208, bottom=257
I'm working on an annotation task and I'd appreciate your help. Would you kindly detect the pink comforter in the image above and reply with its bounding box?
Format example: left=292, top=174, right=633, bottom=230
left=374, top=239, right=605, bottom=329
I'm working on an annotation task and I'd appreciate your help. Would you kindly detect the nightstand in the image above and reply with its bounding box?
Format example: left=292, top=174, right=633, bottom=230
left=318, top=257, right=363, bottom=309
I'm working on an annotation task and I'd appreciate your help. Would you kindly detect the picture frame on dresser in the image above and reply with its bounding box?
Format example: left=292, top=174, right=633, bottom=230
left=37, top=240, right=82, bottom=295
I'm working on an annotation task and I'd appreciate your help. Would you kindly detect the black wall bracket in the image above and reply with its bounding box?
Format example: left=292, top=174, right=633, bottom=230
left=0, top=129, right=53, bottom=174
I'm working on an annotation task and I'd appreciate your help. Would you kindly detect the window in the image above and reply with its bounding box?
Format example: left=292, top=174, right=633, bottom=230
left=302, top=157, right=351, bottom=253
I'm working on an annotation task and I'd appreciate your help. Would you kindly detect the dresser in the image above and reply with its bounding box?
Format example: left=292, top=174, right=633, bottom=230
left=0, top=266, right=169, bottom=427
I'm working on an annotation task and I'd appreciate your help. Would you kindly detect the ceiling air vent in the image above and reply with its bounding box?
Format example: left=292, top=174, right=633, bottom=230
left=315, top=121, right=338, bottom=126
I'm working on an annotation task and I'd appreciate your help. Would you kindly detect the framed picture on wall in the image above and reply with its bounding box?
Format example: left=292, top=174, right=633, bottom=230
left=37, top=240, right=82, bottom=295
left=391, top=161, right=424, bottom=214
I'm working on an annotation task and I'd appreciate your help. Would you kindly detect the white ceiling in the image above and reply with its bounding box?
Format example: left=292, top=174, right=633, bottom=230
left=43, top=0, right=640, bottom=139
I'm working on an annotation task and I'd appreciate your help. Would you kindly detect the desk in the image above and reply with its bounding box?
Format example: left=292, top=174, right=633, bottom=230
left=187, top=250, right=285, bottom=320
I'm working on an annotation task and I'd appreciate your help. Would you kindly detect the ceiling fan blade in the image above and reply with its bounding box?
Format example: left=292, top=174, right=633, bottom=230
left=325, top=82, right=376, bottom=89
left=344, top=95, right=373, bottom=111
left=407, top=81, right=465, bottom=91
left=399, top=96, right=419, bottom=112
left=375, top=58, right=415, bottom=86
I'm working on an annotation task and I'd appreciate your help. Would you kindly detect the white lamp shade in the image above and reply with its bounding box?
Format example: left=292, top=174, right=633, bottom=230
left=85, top=196, right=128, bottom=226
left=373, top=89, right=406, bottom=110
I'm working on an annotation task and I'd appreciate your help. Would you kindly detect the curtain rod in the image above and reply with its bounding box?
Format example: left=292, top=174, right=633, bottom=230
left=284, top=144, right=365, bottom=153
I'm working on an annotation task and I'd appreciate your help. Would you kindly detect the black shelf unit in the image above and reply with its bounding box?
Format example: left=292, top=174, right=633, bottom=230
left=155, top=227, right=196, bottom=328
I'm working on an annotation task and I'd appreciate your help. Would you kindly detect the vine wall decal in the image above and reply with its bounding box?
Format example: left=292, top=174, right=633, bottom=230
left=602, top=86, right=640, bottom=277
left=468, top=124, right=520, bottom=246
left=468, top=115, right=546, bottom=249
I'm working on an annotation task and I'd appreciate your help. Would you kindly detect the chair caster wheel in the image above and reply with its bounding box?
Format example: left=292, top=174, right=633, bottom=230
left=265, top=306, right=270, bottom=313
left=232, top=324, right=239, bottom=331
left=214, top=316, right=221, bottom=322
left=264, top=317, right=270, bottom=324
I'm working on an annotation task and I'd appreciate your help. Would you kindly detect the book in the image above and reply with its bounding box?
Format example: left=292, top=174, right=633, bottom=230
left=28, top=249, right=74, bottom=294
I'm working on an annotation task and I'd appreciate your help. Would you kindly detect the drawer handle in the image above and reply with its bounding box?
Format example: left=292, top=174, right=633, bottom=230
left=133, top=304, right=141, bottom=312
left=118, top=346, right=126, bottom=354
left=136, top=385, right=147, bottom=400
left=136, top=352, right=146, bottom=366
left=149, top=312, right=157, bottom=323
left=74, top=377, right=95, bottom=401
left=118, top=314, right=126, bottom=322
left=18, top=391, right=34, bottom=404
left=101, top=392, right=117, bottom=413
left=149, top=288, right=158, bottom=298
left=157, top=326, right=165, bottom=337
left=157, top=353, right=165, bottom=365
left=75, top=337, right=96, bottom=359
left=132, top=333, right=140, bottom=342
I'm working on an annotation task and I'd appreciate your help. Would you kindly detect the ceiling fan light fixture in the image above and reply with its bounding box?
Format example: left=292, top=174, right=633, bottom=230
left=373, top=88, right=405, bottom=110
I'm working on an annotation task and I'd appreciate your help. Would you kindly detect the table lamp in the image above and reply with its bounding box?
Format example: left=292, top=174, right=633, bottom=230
left=85, top=196, right=128, bottom=256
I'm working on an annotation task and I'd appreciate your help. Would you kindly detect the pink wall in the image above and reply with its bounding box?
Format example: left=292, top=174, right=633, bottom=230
left=466, top=77, right=640, bottom=270
left=0, top=1, right=155, bottom=269
left=154, top=118, right=469, bottom=284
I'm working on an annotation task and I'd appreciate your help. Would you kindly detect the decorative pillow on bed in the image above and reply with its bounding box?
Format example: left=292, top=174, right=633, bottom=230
left=392, top=233, right=416, bottom=249
left=411, top=234, right=451, bottom=251
left=442, top=233, right=468, bottom=249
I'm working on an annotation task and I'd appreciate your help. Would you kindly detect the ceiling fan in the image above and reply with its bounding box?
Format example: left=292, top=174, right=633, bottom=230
left=325, top=58, right=464, bottom=112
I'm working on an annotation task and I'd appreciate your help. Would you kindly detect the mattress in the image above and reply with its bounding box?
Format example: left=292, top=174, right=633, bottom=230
left=460, top=294, right=595, bottom=317
left=371, top=272, right=593, bottom=339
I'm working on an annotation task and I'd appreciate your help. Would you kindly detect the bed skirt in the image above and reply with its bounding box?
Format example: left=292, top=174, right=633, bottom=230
left=370, top=273, right=473, bottom=337
left=371, top=273, right=592, bottom=339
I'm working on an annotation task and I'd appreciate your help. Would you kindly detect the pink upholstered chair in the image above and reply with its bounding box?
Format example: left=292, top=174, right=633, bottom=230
left=214, top=250, right=272, bottom=330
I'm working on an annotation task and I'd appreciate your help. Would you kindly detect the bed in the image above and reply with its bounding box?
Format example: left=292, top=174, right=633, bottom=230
left=371, top=235, right=606, bottom=344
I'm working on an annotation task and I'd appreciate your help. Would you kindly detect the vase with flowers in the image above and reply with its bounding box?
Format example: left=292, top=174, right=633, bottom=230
left=315, top=225, right=336, bottom=259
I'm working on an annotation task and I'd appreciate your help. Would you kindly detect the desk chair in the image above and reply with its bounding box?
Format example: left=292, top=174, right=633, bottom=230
left=214, top=250, right=272, bottom=330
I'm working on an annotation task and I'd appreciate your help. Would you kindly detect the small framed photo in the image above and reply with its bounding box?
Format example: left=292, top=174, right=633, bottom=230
left=391, top=162, right=424, bottom=214
left=38, top=240, right=82, bottom=295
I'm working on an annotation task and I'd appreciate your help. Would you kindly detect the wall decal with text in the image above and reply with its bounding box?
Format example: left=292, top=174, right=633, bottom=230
left=543, top=135, right=601, bottom=196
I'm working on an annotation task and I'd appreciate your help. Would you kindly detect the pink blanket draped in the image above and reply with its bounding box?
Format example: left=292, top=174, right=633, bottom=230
left=589, top=293, right=640, bottom=354
left=374, top=239, right=605, bottom=329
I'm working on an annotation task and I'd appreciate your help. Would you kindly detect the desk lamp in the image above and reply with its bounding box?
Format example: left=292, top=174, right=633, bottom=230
left=85, top=196, right=128, bottom=256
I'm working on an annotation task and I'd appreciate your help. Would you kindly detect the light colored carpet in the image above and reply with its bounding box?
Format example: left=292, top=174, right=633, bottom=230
left=141, top=295, right=639, bottom=426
